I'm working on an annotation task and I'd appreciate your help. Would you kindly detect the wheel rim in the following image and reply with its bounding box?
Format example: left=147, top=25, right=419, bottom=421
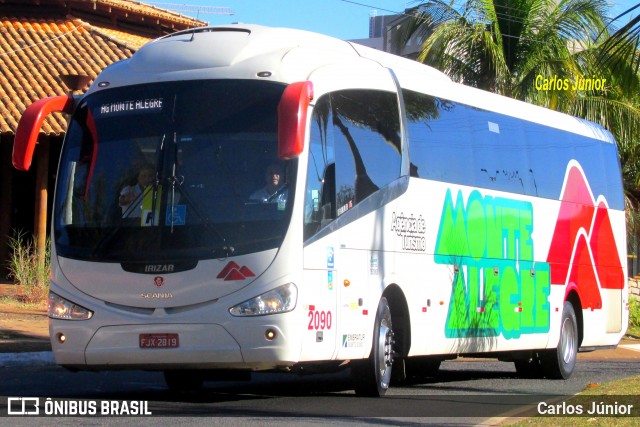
left=560, top=316, right=576, bottom=364
left=377, top=321, right=393, bottom=381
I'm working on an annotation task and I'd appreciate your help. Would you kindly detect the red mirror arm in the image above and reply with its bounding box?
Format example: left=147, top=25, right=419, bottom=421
left=278, top=81, right=314, bottom=160
left=13, top=95, right=74, bottom=171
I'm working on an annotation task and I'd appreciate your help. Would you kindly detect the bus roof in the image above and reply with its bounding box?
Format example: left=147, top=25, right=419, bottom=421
left=86, top=24, right=614, bottom=144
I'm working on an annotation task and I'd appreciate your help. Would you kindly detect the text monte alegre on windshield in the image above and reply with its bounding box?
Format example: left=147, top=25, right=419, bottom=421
left=99, top=98, right=163, bottom=115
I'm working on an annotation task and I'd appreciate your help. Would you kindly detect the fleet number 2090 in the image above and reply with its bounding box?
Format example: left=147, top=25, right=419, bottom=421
left=308, top=310, right=332, bottom=330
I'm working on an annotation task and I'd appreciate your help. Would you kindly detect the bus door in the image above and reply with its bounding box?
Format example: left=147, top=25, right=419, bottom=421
left=336, top=240, right=379, bottom=359
left=326, top=86, right=403, bottom=361
left=301, top=92, right=339, bottom=361
left=301, top=241, right=340, bottom=361
left=301, top=62, right=402, bottom=361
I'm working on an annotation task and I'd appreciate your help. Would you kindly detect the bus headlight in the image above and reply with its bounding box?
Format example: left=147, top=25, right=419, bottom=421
left=229, top=283, right=297, bottom=316
left=48, top=292, right=93, bottom=320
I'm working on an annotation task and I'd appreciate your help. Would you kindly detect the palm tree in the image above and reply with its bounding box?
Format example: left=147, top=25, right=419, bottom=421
left=398, top=0, right=639, bottom=150
left=591, top=4, right=640, bottom=240
left=398, top=1, right=611, bottom=100
left=398, top=0, right=640, bottom=235
left=591, top=4, right=640, bottom=173
left=597, top=4, right=640, bottom=78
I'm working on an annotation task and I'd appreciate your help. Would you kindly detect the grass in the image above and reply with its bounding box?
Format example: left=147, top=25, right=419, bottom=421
left=0, top=295, right=47, bottom=313
left=507, top=298, right=640, bottom=425
left=5, top=231, right=50, bottom=304
left=628, top=298, right=640, bottom=338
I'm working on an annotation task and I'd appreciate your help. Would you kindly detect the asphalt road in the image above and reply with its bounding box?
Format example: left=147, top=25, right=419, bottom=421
left=1, top=354, right=639, bottom=425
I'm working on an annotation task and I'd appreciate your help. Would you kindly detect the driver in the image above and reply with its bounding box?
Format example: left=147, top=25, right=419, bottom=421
left=249, top=163, right=287, bottom=207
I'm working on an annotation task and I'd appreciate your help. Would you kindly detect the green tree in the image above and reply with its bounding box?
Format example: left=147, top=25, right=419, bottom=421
left=398, top=0, right=612, bottom=100
left=591, top=4, right=640, bottom=190
left=591, top=4, right=640, bottom=242
left=597, top=4, right=640, bottom=78
left=398, top=0, right=640, bottom=233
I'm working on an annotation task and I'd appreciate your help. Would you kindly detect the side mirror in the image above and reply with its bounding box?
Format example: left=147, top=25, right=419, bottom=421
left=277, top=81, right=314, bottom=160
left=13, top=95, right=74, bottom=171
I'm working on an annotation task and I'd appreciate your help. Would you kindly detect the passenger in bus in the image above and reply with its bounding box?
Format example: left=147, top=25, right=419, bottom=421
left=119, top=166, right=155, bottom=217
left=249, top=163, right=287, bottom=208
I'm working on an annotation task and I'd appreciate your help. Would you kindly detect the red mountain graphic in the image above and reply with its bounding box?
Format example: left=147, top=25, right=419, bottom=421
left=216, top=261, right=256, bottom=281
left=546, top=163, right=623, bottom=310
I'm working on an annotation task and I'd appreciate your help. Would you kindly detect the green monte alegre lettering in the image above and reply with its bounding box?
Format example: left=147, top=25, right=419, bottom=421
left=434, top=189, right=550, bottom=339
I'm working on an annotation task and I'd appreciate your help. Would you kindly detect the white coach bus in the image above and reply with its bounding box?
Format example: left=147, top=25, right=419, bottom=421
left=13, top=25, right=628, bottom=396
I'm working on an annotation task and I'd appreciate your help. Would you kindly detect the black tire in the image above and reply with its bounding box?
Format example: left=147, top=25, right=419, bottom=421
left=353, top=297, right=394, bottom=397
left=164, top=370, right=204, bottom=393
left=543, top=302, right=578, bottom=379
left=513, top=353, right=545, bottom=379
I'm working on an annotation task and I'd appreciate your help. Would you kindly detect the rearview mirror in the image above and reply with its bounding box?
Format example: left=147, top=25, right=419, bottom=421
left=277, top=81, right=314, bottom=160
left=13, top=95, right=74, bottom=171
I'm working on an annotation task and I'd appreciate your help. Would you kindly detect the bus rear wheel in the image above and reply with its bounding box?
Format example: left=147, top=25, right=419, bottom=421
left=543, top=302, right=578, bottom=379
left=353, top=297, right=394, bottom=397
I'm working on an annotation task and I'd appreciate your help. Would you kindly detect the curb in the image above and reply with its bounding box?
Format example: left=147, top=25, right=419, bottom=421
left=620, top=343, right=640, bottom=352
left=0, top=351, right=54, bottom=367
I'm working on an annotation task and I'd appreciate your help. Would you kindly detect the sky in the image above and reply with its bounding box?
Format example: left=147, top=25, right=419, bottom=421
left=148, top=1, right=640, bottom=41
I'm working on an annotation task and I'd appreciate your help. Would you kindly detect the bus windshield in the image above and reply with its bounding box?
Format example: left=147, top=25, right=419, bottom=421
left=54, top=80, right=294, bottom=262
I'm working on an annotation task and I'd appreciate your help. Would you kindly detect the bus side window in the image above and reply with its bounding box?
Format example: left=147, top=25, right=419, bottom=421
left=320, top=163, right=336, bottom=224
left=331, top=89, right=401, bottom=210
left=304, top=95, right=335, bottom=240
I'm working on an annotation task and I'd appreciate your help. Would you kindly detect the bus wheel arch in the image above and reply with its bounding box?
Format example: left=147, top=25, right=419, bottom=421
left=513, top=290, right=583, bottom=379
left=565, top=290, right=583, bottom=347
left=382, top=284, right=411, bottom=358
left=351, top=284, right=410, bottom=396
left=543, top=295, right=580, bottom=379
left=352, top=296, right=394, bottom=396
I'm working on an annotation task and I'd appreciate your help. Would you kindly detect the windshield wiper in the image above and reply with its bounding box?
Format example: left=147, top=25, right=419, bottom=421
left=167, top=132, right=234, bottom=255
left=149, top=133, right=166, bottom=226
left=167, top=167, right=235, bottom=257
left=168, top=131, right=180, bottom=233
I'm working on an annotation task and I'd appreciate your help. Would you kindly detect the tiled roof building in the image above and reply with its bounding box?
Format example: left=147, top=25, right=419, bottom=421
left=1, top=0, right=205, bottom=136
left=0, top=18, right=136, bottom=135
left=0, top=0, right=206, bottom=274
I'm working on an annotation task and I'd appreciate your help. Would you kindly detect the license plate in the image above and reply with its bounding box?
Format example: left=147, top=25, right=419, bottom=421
left=139, top=333, right=179, bottom=349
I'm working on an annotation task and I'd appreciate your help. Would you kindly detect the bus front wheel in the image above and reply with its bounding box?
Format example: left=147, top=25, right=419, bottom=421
left=543, top=301, right=578, bottom=379
left=353, top=297, right=394, bottom=397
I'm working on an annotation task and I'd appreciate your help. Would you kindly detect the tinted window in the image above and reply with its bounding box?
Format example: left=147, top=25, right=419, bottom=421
left=304, top=89, right=402, bottom=240
left=55, top=80, right=295, bottom=261
left=403, top=89, right=623, bottom=208
left=332, top=90, right=401, bottom=214
left=304, top=95, right=335, bottom=240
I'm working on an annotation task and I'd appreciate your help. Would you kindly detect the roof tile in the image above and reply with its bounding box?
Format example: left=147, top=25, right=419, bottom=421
left=0, top=17, right=145, bottom=135
left=0, top=0, right=207, bottom=136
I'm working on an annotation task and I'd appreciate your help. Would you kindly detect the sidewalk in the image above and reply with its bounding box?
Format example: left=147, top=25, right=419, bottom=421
left=0, top=282, right=50, bottom=355
left=578, top=338, right=640, bottom=360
